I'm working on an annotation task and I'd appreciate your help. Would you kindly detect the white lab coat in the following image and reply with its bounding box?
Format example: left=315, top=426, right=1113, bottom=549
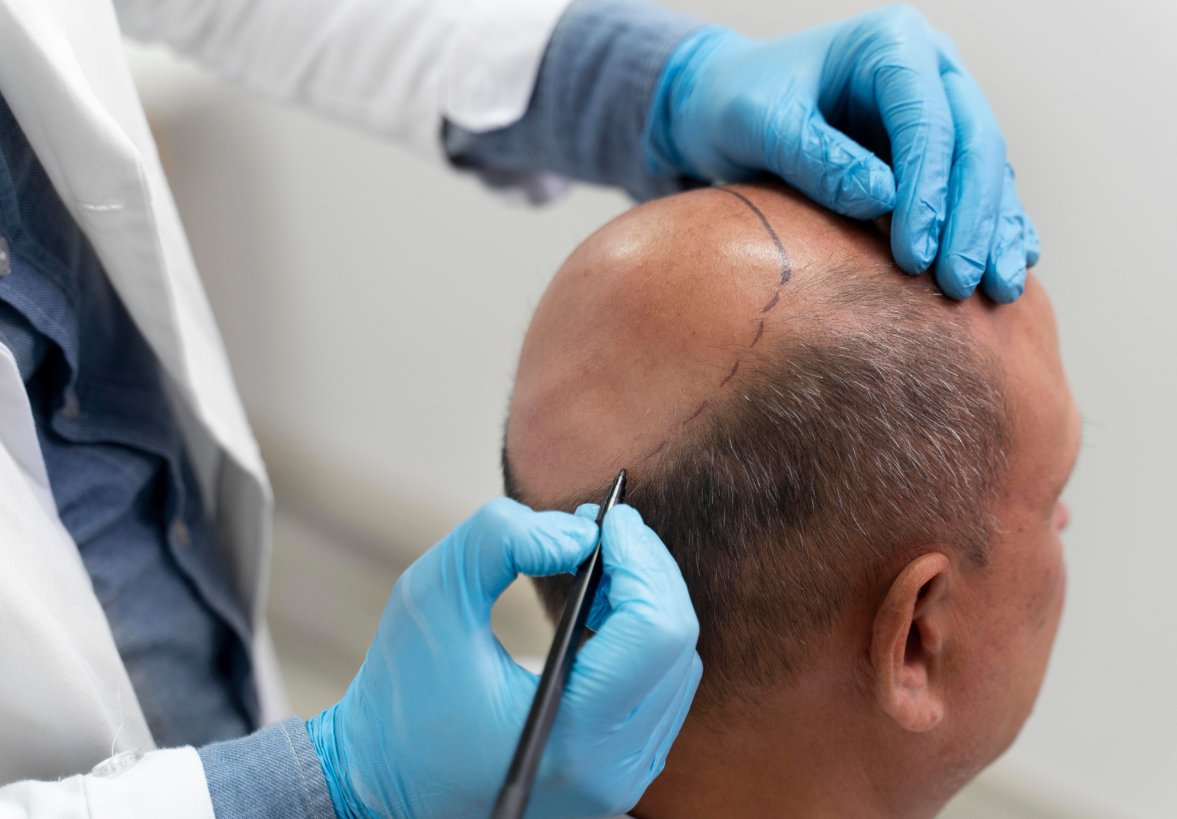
left=0, top=0, right=568, bottom=814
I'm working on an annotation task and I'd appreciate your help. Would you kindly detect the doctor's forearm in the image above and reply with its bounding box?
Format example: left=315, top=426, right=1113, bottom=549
left=444, top=0, right=705, bottom=202
left=112, top=0, right=570, bottom=160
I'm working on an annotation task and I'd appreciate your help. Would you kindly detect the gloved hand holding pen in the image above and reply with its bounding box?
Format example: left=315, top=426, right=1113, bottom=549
left=306, top=498, right=702, bottom=819
left=643, top=5, right=1038, bottom=303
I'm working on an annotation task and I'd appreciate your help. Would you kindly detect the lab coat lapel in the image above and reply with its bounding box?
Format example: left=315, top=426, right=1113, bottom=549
left=0, top=0, right=271, bottom=611
left=0, top=0, right=184, bottom=375
left=0, top=0, right=263, bottom=472
left=0, top=0, right=283, bottom=774
left=0, top=348, right=155, bottom=782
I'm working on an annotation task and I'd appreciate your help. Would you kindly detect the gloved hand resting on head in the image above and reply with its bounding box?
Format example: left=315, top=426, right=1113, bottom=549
left=306, top=498, right=702, bottom=819
left=644, top=4, right=1038, bottom=302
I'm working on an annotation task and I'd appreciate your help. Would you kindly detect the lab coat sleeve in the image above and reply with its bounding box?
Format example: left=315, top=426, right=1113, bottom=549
left=0, top=748, right=214, bottom=819
left=111, top=0, right=574, bottom=160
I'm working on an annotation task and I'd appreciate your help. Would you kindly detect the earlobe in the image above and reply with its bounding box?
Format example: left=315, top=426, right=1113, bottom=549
left=871, top=553, right=952, bottom=733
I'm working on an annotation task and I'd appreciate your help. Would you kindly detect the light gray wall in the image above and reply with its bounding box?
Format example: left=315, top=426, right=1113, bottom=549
left=128, top=0, right=1176, bottom=815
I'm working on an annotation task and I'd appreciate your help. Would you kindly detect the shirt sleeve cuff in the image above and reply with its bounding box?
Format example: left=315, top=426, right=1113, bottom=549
left=197, top=716, right=336, bottom=819
left=444, top=0, right=706, bottom=203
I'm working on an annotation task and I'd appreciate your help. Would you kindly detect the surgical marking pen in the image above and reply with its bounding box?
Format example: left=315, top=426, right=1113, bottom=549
left=489, top=468, right=628, bottom=819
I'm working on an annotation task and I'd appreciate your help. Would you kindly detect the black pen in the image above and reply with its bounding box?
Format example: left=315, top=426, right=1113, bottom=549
left=489, top=468, right=628, bottom=819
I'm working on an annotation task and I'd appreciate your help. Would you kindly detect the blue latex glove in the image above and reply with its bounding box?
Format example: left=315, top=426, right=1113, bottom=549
left=643, top=5, right=1039, bottom=302
left=306, top=497, right=703, bottom=819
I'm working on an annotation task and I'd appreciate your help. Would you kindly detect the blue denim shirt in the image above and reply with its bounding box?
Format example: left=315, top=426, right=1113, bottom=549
left=0, top=1, right=700, bottom=816
left=0, top=92, right=255, bottom=747
left=445, top=0, right=703, bottom=202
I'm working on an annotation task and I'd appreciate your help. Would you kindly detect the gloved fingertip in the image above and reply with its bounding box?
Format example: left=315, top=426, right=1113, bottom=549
left=981, top=251, right=1027, bottom=304
left=599, top=504, right=667, bottom=575
left=555, top=509, right=600, bottom=539
left=935, top=253, right=985, bottom=300
left=607, top=503, right=644, bottom=526
left=489, top=507, right=599, bottom=584
left=833, top=160, right=896, bottom=221
left=574, top=503, right=600, bottom=520
left=865, top=159, right=898, bottom=214
left=867, top=164, right=898, bottom=216
left=892, top=224, right=941, bottom=275
left=917, top=233, right=944, bottom=274
left=980, top=273, right=1024, bottom=304
left=526, top=509, right=600, bottom=566
left=602, top=504, right=649, bottom=546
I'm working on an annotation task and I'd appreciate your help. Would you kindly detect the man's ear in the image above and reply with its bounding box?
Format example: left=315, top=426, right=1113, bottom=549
left=871, top=552, right=953, bottom=732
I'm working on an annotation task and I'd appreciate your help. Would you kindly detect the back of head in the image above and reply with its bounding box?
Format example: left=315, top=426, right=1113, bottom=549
left=505, top=183, right=1011, bottom=708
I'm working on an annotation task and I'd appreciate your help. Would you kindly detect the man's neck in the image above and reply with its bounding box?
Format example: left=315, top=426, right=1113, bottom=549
left=630, top=677, right=941, bottom=819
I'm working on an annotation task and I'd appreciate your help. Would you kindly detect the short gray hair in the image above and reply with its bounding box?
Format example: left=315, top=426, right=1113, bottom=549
left=516, top=263, right=1011, bottom=707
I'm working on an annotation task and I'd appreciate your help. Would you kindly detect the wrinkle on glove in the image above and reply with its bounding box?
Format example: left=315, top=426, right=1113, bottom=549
left=643, top=6, right=1039, bottom=302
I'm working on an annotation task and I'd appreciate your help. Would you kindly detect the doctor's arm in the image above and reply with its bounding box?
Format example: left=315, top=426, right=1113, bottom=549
left=115, top=0, right=1036, bottom=301
left=445, top=0, right=1038, bottom=301
left=0, top=500, right=698, bottom=819
left=228, top=500, right=699, bottom=819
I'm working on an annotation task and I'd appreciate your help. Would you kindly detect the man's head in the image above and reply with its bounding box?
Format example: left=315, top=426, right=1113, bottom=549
left=504, top=183, right=1079, bottom=817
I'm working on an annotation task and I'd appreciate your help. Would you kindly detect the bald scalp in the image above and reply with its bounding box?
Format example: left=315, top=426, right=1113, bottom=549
left=506, top=184, right=1011, bottom=708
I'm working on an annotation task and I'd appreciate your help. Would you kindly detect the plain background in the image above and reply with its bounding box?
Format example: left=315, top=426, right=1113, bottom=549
left=126, top=1, right=1175, bottom=817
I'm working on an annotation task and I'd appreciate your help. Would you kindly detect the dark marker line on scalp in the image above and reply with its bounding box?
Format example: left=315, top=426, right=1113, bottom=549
left=751, top=320, right=765, bottom=347
left=720, top=360, right=740, bottom=387
left=714, top=187, right=792, bottom=287
left=644, top=438, right=668, bottom=461
left=761, top=292, right=780, bottom=313
left=686, top=400, right=710, bottom=424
